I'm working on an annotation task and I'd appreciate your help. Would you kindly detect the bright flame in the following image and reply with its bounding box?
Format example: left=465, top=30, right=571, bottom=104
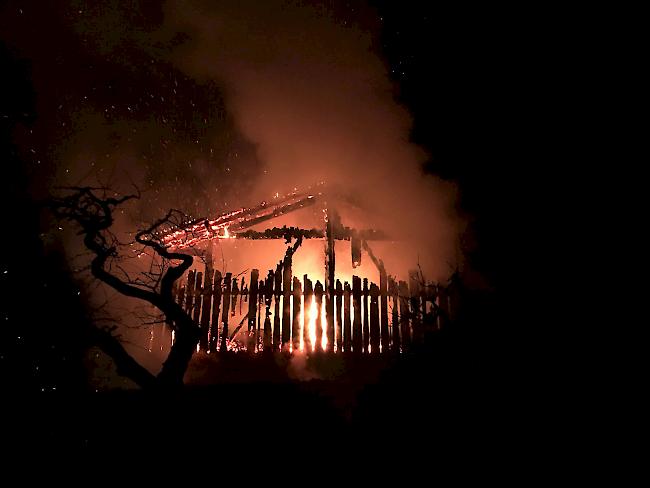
left=308, top=296, right=317, bottom=352
left=320, top=299, right=328, bottom=351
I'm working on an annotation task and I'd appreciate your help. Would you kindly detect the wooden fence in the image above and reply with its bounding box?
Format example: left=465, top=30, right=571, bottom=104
left=155, top=260, right=458, bottom=355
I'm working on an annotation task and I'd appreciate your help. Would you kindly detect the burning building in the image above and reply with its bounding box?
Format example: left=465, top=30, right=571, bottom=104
left=151, top=184, right=458, bottom=355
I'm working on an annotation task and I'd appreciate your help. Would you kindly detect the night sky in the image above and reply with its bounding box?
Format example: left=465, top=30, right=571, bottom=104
left=0, top=0, right=545, bottom=457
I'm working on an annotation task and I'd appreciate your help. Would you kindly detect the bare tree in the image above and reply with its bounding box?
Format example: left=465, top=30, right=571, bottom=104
left=48, top=187, right=202, bottom=389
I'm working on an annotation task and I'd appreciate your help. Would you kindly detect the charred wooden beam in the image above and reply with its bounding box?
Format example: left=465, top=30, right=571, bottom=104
left=380, top=269, right=390, bottom=354
left=409, top=271, right=422, bottom=345
left=263, top=271, right=274, bottom=351
left=193, top=271, right=203, bottom=326
left=230, top=278, right=239, bottom=317
left=185, top=270, right=195, bottom=315
left=232, top=226, right=391, bottom=241
left=282, top=254, right=292, bottom=350
left=398, top=280, right=411, bottom=351
left=200, top=270, right=213, bottom=351
left=362, top=278, right=370, bottom=353
left=343, top=281, right=351, bottom=353
left=315, top=281, right=324, bottom=352
left=273, top=262, right=282, bottom=351
left=369, top=283, right=380, bottom=354
left=389, top=277, right=400, bottom=352
left=235, top=226, right=323, bottom=241
left=247, top=269, right=259, bottom=353
left=352, top=276, right=362, bottom=354
left=209, top=271, right=222, bottom=352
left=325, top=209, right=336, bottom=353
left=292, top=277, right=302, bottom=352
left=220, top=272, right=232, bottom=352
left=303, top=275, right=313, bottom=352
left=335, top=279, right=343, bottom=352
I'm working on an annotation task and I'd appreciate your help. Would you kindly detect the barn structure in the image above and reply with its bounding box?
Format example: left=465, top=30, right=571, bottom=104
left=150, top=185, right=458, bottom=355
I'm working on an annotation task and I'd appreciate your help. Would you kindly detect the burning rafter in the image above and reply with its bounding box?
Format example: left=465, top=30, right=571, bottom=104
left=157, top=188, right=319, bottom=249
left=157, top=185, right=389, bottom=249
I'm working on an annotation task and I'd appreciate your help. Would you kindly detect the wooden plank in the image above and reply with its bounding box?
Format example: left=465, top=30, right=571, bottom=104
left=240, top=277, right=246, bottom=316
left=409, top=271, right=422, bottom=345
left=193, top=271, right=203, bottom=326
left=185, top=269, right=195, bottom=314
left=389, top=277, right=400, bottom=352
left=303, top=275, right=313, bottom=352
left=273, top=263, right=282, bottom=351
left=315, top=281, right=324, bottom=352
left=247, top=269, right=259, bottom=353
left=231, top=278, right=239, bottom=317
left=256, top=281, right=263, bottom=346
left=199, top=270, right=213, bottom=351
left=369, top=283, right=380, bottom=354
left=209, top=271, right=222, bottom=352
left=335, top=280, right=343, bottom=353
left=282, top=253, right=292, bottom=349
left=398, top=280, right=411, bottom=351
left=220, top=272, right=232, bottom=352
left=380, top=269, right=389, bottom=353
left=263, top=271, right=274, bottom=351
left=352, top=276, right=362, bottom=354
left=325, top=211, right=335, bottom=353
left=362, top=278, right=370, bottom=353
left=292, top=277, right=302, bottom=352
left=343, top=281, right=351, bottom=353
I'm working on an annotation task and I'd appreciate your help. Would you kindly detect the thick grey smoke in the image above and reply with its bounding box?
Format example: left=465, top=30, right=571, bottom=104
left=161, top=0, right=462, bottom=280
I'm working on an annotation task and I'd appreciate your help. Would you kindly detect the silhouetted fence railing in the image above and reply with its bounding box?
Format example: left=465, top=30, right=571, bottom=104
left=154, top=265, right=459, bottom=355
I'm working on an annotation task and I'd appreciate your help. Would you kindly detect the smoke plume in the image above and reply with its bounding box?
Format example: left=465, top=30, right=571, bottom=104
left=160, top=0, right=462, bottom=279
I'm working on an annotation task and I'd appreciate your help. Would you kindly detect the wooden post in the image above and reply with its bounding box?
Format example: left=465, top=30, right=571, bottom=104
left=398, top=280, right=411, bottom=351
left=273, top=263, right=282, bottom=351
left=247, top=269, right=259, bottom=353
left=193, top=271, right=203, bottom=326
left=362, top=278, right=370, bottom=353
left=258, top=280, right=263, bottom=340
left=343, top=282, right=352, bottom=353
left=200, top=270, right=213, bottom=351
left=282, top=253, right=292, bottom=349
left=185, top=269, right=195, bottom=314
left=409, top=271, right=422, bottom=345
left=352, top=276, right=362, bottom=354
left=209, top=271, right=222, bottom=352
left=335, top=280, right=343, bottom=353
left=369, top=283, right=380, bottom=354
left=315, top=281, right=324, bottom=352
left=380, top=269, right=389, bottom=353
left=389, top=277, right=400, bottom=353
left=264, top=271, right=274, bottom=351
left=240, top=277, right=246, bottom=316
left=231, top=278, right=239, bottom=317
left=303, top=275, right=313, bottom=353
left=325, top=210, right=335, bottom=353
left=292, top=277, right=302, bottom=352
left=220, top=272, right=232, bottom=352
